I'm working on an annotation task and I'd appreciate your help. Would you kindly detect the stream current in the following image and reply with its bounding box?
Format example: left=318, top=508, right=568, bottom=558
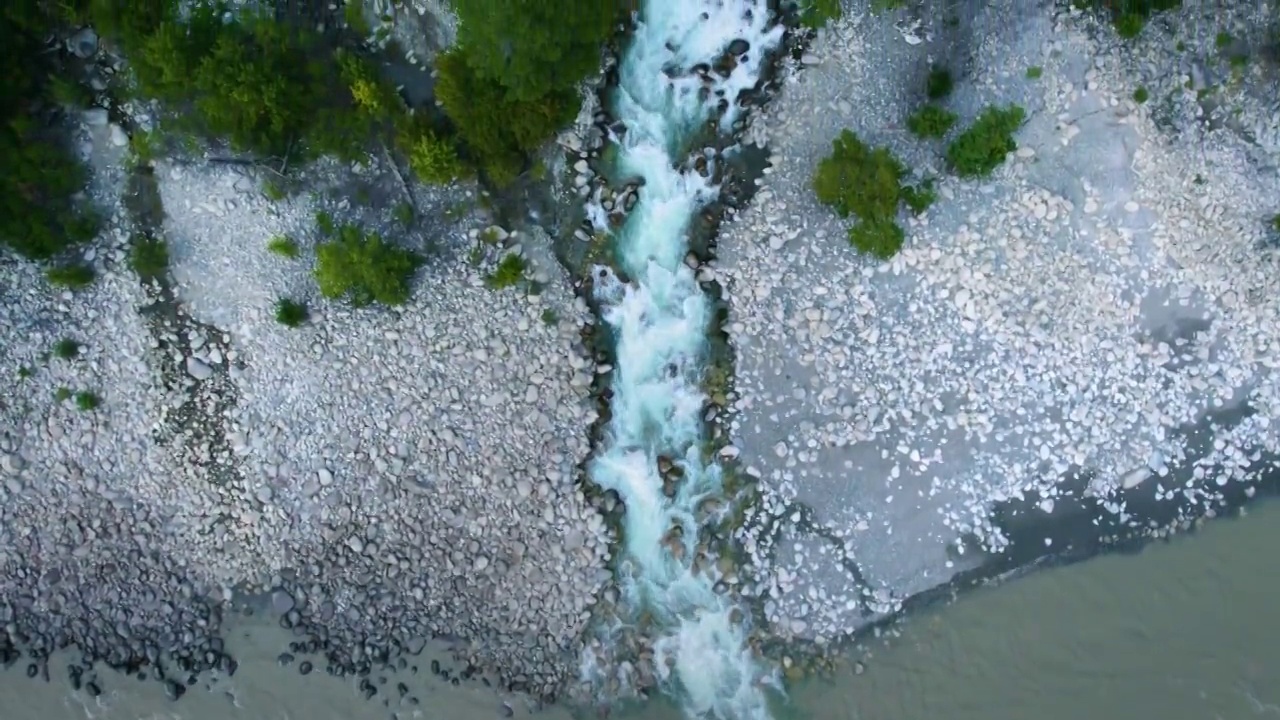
left=579, top=1, right=784, bottom=718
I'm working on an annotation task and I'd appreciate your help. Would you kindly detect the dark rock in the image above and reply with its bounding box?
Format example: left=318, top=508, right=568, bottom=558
left=298, top=661, right=313, bottom=675
left=165, top=679, right=185, bottom=701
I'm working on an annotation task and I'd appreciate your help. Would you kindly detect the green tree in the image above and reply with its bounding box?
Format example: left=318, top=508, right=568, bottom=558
left=1, top=0, right=100, bottom=261
left=452, top=0, right=618, bottom=101
left=434, top=49, right=576, bottom=185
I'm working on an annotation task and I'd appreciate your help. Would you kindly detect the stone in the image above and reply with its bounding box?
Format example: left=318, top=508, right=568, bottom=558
left=185, top=357, right=214, bottom=381
left=82, top=107, right=109, bottom=127
left=68, top=27, right=98, bottom=59
left=109, top=124, right=129, bottom=148
left=270, top=589, right=295, bottom=615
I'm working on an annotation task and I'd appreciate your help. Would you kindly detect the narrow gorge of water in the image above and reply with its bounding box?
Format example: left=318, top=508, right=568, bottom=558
left=580, top=1, right=783, bottom=718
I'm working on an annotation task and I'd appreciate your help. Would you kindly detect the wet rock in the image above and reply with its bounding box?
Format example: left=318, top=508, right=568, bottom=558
left=68, top=27, right=98, bottom=58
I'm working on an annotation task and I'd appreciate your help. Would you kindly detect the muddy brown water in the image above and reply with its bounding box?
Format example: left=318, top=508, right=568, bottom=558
left=3, top=500, right=1277, bottom=719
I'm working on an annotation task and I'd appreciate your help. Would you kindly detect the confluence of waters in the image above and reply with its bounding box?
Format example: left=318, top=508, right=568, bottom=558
left=582, top=2, right=783, bottom=719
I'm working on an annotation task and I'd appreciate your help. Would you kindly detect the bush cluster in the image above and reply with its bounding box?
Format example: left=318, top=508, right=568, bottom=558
left=812, top=130, right=932, bottom=259
left=314, top=224, right=423, bottom=307
left=946, top=105, right=1026, bottom=178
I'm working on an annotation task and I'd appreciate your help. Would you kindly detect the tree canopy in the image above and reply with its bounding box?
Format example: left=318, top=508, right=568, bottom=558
left=452, top=0, right=619, bottom=102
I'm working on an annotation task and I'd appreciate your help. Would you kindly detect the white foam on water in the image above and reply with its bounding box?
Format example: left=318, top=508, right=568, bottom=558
left=584, top=1, right=783, bottom=718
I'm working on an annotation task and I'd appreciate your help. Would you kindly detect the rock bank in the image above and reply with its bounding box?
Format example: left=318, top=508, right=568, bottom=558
left=719, top=0, right=1280, bottom=644
left=1, top=113, right=611, bottom=697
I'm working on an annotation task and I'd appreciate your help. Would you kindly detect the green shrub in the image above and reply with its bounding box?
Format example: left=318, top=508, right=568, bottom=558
left=813, top=130, right=905, bottom=222
left=1026, top=66, right=1044, bottom=79
left=1270, top=214, right=1280, bottom=233
left=1132, top=86, right=1150, bottom=103
left=946, top=105, right=1026, bottom=178
left=54, top=387, right=72, bottom=402
left=129, top=234, right=170, bottom=281
left=74, top=390, right=100, bottom=411
left=46, top=263, right=96, bottom=289
left=906, top=105, right=958, bottom=138
left=314, top=224, right=423, bottom=307
left=274, top=298, right=309, bottom=327
left=53, top=338, right=81, bottom=360
left=487, top=253, right=528, bottom=289
left=926, top=65, right=953, bottom=100
left=267, top=235, right=300, bottom=258
left=1215, top=31, right=1231, bottom=49
left=541, top=308, right=559, bottom=326
left=812, top=129, right=922, bottom=259
left=400, top=121, right=464, bottom=185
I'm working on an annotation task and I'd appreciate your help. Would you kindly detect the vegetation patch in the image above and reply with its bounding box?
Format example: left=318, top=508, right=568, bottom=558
left=797, top=0, right=842, bottom=27
left=946, top=105, right=1026, bottom=178
left=0, top=2, right=112, bottom=262
left=74, top=390, right=101, bottom=411
left=267, top=235, right=301, bottom=258
left=314, top=224, right=423, bottom=307
left=486, top=253, right=528, bottom=290
left=53, top=338, right=81, bottom=360
left=1077, top=0, right=1183, bottom=39
left=46, top=263, right=97, bottom=289
left=906, top=105, right=958, bottom=139
left=812, top=129, right=930, bottom=259
left=434, top=50, right=578, bottom=186
left=1026, top=66, right=1044, bottom=79
left=1132, top=86, right=1150, bottom=103
left=129, top=234, right=170, bottom=282
left=274, top=298, right=309, bottom=327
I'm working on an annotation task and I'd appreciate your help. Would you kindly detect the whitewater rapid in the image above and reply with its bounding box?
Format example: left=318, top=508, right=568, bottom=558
left=583, top=1, right=783, bottom=719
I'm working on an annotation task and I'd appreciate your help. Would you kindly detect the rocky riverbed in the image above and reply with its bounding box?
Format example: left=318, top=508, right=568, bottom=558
left=719, top=0, right=1280, bottom=645
left=1, top=83, right=610, bottom=701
